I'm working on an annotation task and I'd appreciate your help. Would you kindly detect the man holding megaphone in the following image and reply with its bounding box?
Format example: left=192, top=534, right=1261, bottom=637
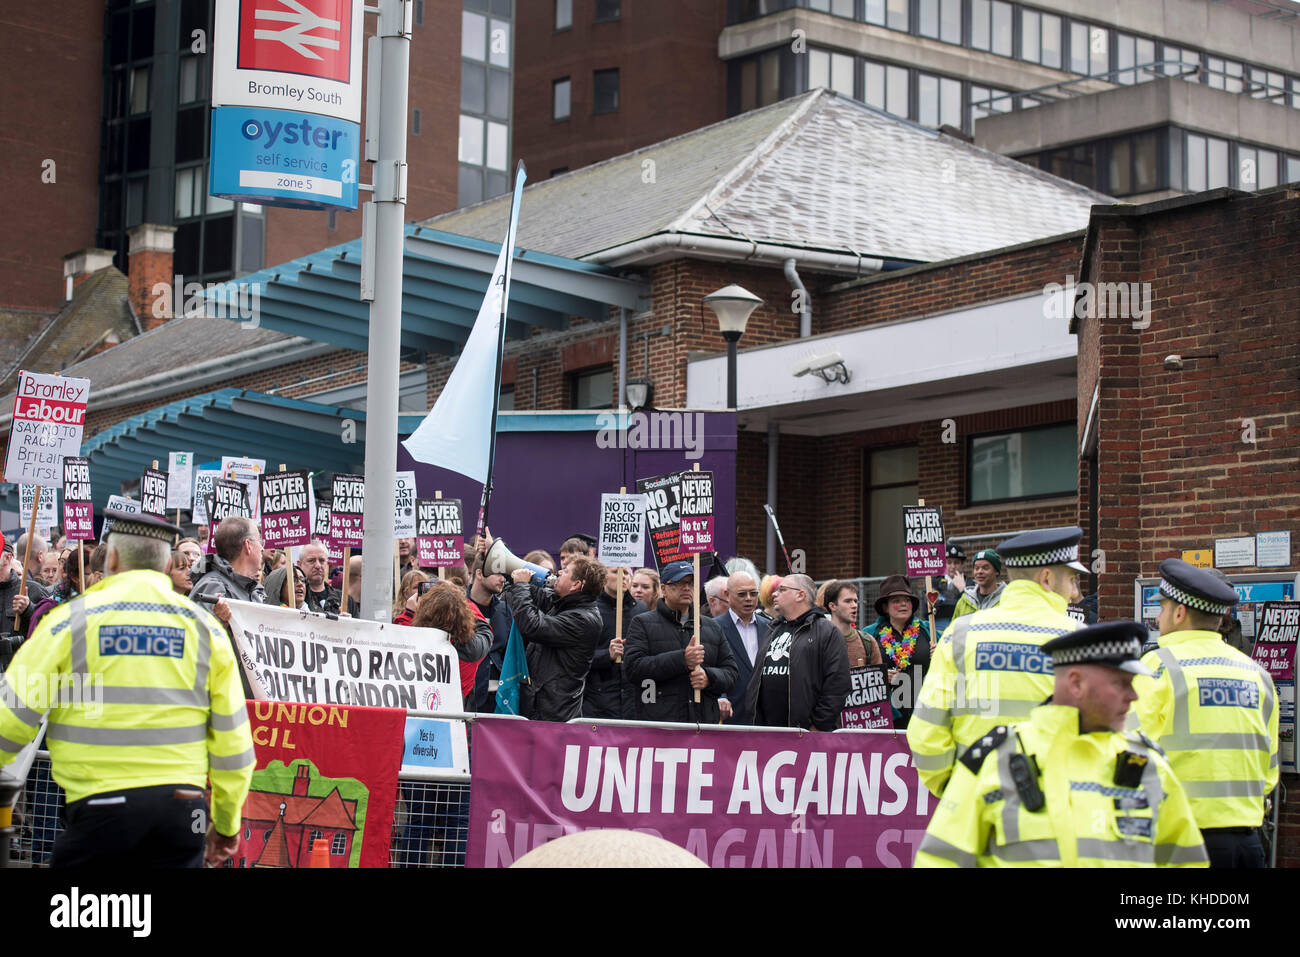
left=494, top=536, right=604, bottom=722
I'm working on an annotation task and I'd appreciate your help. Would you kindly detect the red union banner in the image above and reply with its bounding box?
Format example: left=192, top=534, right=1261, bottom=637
left=234, top=701, right=405, bottom=869
left=237, top=0, right=354, bottom=82
left=466, top=720, right=933, bottom=868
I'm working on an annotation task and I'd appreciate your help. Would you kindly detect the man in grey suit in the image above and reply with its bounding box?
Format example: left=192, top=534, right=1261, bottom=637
left=714, top=570, right=769, bottom=724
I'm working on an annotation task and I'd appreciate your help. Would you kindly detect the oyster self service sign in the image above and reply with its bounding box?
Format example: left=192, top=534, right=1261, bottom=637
left=210, top=0, right=363, bottom=209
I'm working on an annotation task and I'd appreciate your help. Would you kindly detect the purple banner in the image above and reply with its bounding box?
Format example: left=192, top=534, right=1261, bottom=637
left=467, top=719, right=931, bottom=868
left=1252, top=602, right=1299, bottom=682
left=840, top=665, right=894, bottom=730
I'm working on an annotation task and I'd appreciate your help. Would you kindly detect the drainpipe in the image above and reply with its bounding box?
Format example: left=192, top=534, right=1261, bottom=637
left=766, top=420, right=779, bottom=574
left=618, top=306, right=628, bottom=410
left=783, top=258, right=811, bottom=338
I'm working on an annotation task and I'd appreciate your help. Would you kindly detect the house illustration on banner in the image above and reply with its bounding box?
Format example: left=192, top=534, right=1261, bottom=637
left=238, top=763, right=360, bottom=868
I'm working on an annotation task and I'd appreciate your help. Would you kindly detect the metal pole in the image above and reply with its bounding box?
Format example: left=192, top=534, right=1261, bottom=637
left=766, top=420, right=778, bottom=575
left=618, top=306, right=628, bottom=409
left=724, top=332, right=740, bottom=409
left=360, top=0, right=410, bottom=622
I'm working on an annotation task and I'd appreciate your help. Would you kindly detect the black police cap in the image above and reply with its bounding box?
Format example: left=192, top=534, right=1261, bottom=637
left=997, top=525, right=1088, bottom=573
left=102, top=507, right=183, bottom=542
left=1157, top=558, right=1238, bottom=616
left=1042, top=620, right=1156, bottom=676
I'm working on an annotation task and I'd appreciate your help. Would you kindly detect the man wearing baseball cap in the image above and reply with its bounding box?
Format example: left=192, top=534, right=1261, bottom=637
left=916, top=620, right=1207, bottom=868
left=909, top=526, right=1086, bottom=797
left=1133, top=558, right=1278, bottom=868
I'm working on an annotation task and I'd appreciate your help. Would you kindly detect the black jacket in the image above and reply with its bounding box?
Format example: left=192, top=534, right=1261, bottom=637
left=583, top=590, right=647, bottom=719
left=503, top=581, right=602, bottom=722
left=744, top=607, right=851, bottom=732
left=0, top=571, right=48, bottom=636
left=624, top=599, right=737, bottom=725
left=713, top=609, right=770, bottom=725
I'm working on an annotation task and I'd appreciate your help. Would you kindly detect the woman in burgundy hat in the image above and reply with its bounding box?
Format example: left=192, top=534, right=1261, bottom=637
left=863, top=574, right=932, bottom=728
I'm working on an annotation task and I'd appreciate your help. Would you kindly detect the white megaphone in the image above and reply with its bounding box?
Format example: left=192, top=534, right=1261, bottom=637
left=484, top=538, right=556, bottom=587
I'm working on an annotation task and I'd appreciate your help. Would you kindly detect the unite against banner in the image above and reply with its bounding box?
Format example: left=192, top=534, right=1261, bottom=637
left=467, top=720, right=932, bottom=868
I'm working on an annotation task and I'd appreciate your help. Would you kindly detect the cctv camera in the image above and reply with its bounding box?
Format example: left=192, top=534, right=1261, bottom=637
left=790, top=356, right=814, bottom=377
left=808, top=351, right=845, bottom=373
left=1163, top=354, right=1183, bottom=371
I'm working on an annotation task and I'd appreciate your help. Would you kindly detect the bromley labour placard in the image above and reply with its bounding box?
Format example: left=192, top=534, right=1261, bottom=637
left=5, top=372, right=90, bottom=486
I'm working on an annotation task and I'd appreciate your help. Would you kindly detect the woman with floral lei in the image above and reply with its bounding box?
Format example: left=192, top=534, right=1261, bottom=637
left=863, top=575, right=931, bottom=728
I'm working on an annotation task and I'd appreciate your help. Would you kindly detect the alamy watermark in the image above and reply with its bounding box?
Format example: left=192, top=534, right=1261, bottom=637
left=2, top=667, right=103, bottom=719
left=151, top=274, right=261, bottom=328
left=1042, top=275, right=1152, bottom=329
left=595, top=411, right=705, bottom=461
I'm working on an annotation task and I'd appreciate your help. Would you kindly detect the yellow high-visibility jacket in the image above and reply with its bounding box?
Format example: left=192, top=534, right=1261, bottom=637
left=0, top=569, right=255, bottom=836
left=915, top=703, right=1208, bottom=868
left=1133, top=630, right=1278, bottom=829
left=908, top=579, right=1079, bottom=796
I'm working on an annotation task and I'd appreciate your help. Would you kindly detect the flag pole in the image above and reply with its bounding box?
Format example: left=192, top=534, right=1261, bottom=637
left=476, top=161, right=527, bottom=539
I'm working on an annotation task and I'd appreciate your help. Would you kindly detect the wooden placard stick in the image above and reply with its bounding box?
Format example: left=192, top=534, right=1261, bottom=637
left=691, top=462, right=702, bottom=704
left=341, top=546, right=352, bottom=616
left=919, top=497, right=937, bottom=646
left=614, top=485, right=625, bottom=664
left=280, top=464, right=296, bottom=608
left=435, top=490, right=446, bottom=581
left=18, top=486, right=40, bottom=599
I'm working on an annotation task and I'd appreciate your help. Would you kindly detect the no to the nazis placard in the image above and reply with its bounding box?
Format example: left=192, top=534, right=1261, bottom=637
left=313, top=502, right=345, bottom=564
left=678, top=470, right=714, bottom=555
left=903, top=505, right=945, bottom=577
left=62, top=457, right=94, bottom=541
left=4, top=372, right=90, bottom=486
left=598, top=493, right=647, bottom=568
left=840, top=665, right=893, bottom=730
left=208, top=478, right=251, bottom=524
left=416, top=498, right=463, bottom=567
left=637, top=472, right=687, bottom=568
left=1252, top=602, right=1299, bottom=682
left=140, top=467, right=168, bottom=517
left=260, top=470, right=312, bottom=548
left=330, top=473, right=365, bottom=546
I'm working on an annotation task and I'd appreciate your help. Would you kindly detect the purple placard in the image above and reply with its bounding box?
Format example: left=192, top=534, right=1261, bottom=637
left=903, top=506, right=945, bottom=577
left=260, top=470, right=312, bottom=548
left=1252, top=602, right=1299, bottom=682
left=840, top=665, right=894, bottom=730
left=416, top=498, right=463, bottom=567
left=62, top=456, right=94, bottom=541
left=330, top=473, right=365, bottom=547
left=466, top=719, right=930, bottom=868
left=678, top=469, right=714, bottom=555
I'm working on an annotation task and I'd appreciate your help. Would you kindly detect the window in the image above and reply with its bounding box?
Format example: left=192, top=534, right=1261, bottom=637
left=462, top=11, right=486, bottom=61
left=918, top=73, right=961, bottom=128
left=310, top=829, right=323, bottom=844
left=175, top=167, right=200, bottom=219
left=129, top=66, right=150, bottom=114
left=864, top=0, right=908, bottom=31
left=809, top=49, right=854, bottom=96
left=571, top=368, right=613, bottom=409
left=555, top=0, right=571, bottom=30
left=459, top=115, right=484, bottom=164
left=1287, top=155, right=1300, bottom=184
left=125, top=177, right=146, bottom=227
left=486, top=121, right=508, bottom=170
left=1185, top=132, right=1229, bottom=192
left=487, top=68, right=510, bottom=119
left=865, top=446, right=917, bottom=577
left=968, top=425, right=1076, bottom=505
left=918, top=0, right=960, bottom=44
left=552, top=77, right=570, bottom=119
left=412, top=108, right=422, bottom=135
left=809, top=0, right=853, bottom=16
left=969, top=84, right=1011, bottom=124
left=1247, top=67, right=1287, bottom=104
left=331, top=832, right=347, bottom=855
left=178, top=56, right=203, bottom=103
left=489, top=19, right=509, bottom=68
left=1206, top=57, right=1243, bottom=93
left=865, top=61, right=908, bottom=118
left=499, top=385, right=515, bottom=411
left=463, top=62, right=486, bottom=112
left=595, top=0, right=619, bottom=21
left=1161, top=44, right=1199, bottom=80
left=593, top=68, right=619, bottom=113
left=1237, top=146, right=1278, bottom=191
left=971, top=0, right=1011, bottom=57
left=1030, top=142, right=1096, bottom=190
left=1115, top=33, right=1155, bottom=84
left=1070, top=22, right=1108, bottom=76
left=328, top=210, right=337, bottom=231
left=415, top=0, right=424, bottom=26
left=758, top=50, right=780, bottom=105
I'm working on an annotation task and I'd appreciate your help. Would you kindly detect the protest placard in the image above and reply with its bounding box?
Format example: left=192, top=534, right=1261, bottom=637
left=260, top=470, right=312, bottom=548
left=19, top=484, right=58, bottom=535
left=4, top=372, right=90, bottom=486
left=678, top=470, right=714, bottom=555
left=903, top=505, right=945, bottom=577
left=598, top=493, right=647, bottom=568
left=402, top=715, right=471, bottom=778
left=62, top=457, right=94, bottom=541
left=101, top=495, right=140, bottom=540
left=140, top=467, right=168, bottom=517
left=330, top=473, right=365, bottom=546
left=166, top=452, right=194, bottom=510
left=840, top=665, right=893, bottom=730
left=227, top=600, right=461, bottom=713
left=416, top=498, right=463, bottom=567
left=191, top=469, right=220, bottom=525
left=394, top=471, right=416, bottom=538
left=221, top=456, right=265, bottom=520
left=637, top=472, right=687, bottom=568
left=209, top=478, right=251, bottom=524
left=313, top=502, right=345, bottom=564
left=1252, top=602, right=1299, bottom=682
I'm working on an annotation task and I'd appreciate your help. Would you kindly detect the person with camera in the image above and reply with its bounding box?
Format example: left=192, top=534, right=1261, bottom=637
left=503, top=555, right=604, bottom=722
left=0, top=534, right=49, bottom=666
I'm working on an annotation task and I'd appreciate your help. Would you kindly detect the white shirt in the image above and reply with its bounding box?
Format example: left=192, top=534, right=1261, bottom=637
left=729, top=608, right=760, bottom=666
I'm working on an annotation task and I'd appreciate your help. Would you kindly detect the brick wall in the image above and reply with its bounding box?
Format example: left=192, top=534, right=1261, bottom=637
left=1078, top=188, right=1300, bottom=622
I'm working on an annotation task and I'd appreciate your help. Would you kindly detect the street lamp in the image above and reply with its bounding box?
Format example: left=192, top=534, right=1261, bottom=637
left=703, top=284, right=763, bottom=409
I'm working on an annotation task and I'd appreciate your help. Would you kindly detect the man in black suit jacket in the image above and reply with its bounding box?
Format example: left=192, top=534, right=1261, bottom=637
left=713, top=570, right=769, bottom=724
